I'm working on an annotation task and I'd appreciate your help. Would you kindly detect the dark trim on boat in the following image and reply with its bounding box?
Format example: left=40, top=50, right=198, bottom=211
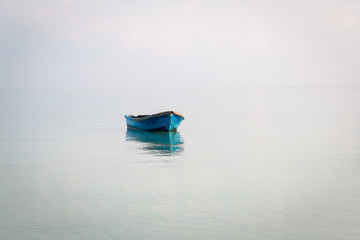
left=128, top=111, right=185, bottom=122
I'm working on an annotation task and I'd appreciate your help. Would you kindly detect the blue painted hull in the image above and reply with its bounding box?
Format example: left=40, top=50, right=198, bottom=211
left=125, top=111, right=184, bottom=131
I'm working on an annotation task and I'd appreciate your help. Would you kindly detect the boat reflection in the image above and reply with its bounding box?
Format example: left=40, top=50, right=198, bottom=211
left=126, top=130, right=184, bottom=156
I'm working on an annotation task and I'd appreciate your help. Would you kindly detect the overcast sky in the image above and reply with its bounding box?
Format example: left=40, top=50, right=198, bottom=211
left=1, top=0, right=359, bottom=89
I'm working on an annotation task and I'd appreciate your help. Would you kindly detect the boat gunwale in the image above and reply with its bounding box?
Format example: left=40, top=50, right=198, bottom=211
left=125, top=111, right=184, bottom=122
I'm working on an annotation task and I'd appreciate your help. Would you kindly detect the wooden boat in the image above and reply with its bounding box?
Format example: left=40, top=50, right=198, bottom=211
left=124, top=111, right=184, bottom=131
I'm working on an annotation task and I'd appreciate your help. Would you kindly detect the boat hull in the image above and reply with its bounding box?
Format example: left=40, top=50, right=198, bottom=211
left=125, top=111, right=184, bottom=131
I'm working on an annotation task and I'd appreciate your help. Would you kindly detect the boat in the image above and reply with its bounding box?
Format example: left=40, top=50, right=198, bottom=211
left=124, top=111, right=184, bottom=131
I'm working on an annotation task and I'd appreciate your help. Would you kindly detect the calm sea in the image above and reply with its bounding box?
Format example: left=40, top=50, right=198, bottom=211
left=1, top=87, right=359, bottom=239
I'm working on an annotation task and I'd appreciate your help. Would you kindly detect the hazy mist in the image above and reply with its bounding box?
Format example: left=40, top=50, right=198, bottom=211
left=1, top=0, right=359, bottom=89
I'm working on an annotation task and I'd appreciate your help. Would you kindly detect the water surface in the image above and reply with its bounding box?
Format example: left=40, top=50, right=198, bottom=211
left=1, top=87, right=359, bottom=239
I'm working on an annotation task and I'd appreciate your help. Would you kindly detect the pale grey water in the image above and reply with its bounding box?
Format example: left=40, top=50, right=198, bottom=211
left=1, top=87, right=360, bottom=239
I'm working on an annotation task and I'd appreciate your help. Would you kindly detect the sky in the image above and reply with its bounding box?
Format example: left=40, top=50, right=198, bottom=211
left=1, top=0, right=359, bottom=89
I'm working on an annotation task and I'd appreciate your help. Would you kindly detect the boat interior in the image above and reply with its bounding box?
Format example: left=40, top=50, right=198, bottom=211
left=127, top=111, right=184, bottom=120
left=129, top=115, right=149, bottom=119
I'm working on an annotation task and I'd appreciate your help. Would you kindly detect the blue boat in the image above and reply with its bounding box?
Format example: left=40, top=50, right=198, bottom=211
left=124, top=111, right=184, bottom=131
